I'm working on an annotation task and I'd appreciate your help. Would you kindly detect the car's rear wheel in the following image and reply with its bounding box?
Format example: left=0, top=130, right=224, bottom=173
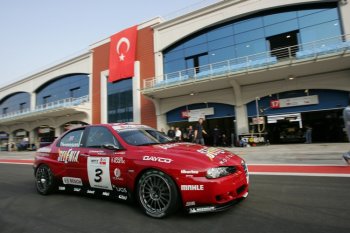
left=35, top=164, right=56, bottom=195
left=137, top=170, right=179, bottom=218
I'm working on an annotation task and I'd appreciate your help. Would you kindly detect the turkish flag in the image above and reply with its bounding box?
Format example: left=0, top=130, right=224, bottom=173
left=108, top=25, right=138, bottom=82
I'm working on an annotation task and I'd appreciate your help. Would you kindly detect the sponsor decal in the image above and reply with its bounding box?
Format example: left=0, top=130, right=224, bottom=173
left=113, top=168, right=123, bottom=181
left=57, top=149, right=80, bottom=163
left=111, top=157, right=125, bottom=164
left=185, top=201, right=196, bottom=207
left=88, top=150, right=106, bottom=155
left=62, top=177, right=83, bottom=186
left=219, top=154, right=235, bottom=165
left=189, top=206, right=215, bottom=214
left=60, top=142, right=80, bottom=147
left=87, top=190, right=95, bottom=194
left=118, top=195, right=128, bottom=200
left=87, top=157, right=113, bottom=190
left=156, top=143, right=180, bottom=150
left=143, top=156, right=172, bottom=163
left=181, top=170, right=199, bottom=175
left=102, top=191, right=110, bottom=197
left=58, top=186, right=66, bottom=191
left=73, top=188, right=81, bottom=192
left=115, top=187, right=127, bottom=193
left=197, top=147, right=225, bottom=160
left=114, top=151, right=126, bottom=155
left=181, top=185, right=204, bottom=191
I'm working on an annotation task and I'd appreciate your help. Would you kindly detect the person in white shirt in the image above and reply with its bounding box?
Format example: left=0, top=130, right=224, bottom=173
left=175, top=127, right=182, bottom=142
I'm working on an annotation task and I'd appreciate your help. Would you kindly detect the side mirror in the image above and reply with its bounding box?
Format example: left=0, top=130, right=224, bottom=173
left=103, top=144, right=120, bottom=150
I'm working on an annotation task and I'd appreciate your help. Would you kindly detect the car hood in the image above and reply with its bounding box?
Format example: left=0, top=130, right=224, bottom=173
left=148, top=142, right=243, bottom=167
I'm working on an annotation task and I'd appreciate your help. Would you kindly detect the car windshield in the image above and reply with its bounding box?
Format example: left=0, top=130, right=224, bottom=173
left=116, top=128, right=173, bottom=146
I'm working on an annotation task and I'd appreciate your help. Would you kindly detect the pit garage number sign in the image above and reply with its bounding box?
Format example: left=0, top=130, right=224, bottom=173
left=87, top=157, right=112, bottom=190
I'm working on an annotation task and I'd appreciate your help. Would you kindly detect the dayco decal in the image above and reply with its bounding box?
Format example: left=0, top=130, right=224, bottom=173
left=57, top=149, right=79, bottom=163
left=143, top=156, right=172, bottom=163
left=197, top=147, right=225, bottom=160
left=62, top=177, right=83, bottom=186
left=181, top=170, right=199, bottom=174
left=181, top=185, right=204, bottom=191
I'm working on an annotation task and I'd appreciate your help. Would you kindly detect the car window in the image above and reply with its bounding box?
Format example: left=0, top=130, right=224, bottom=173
left=118, top=129, right=172, bottom=146
left=85, top=126, right=120, bottom=148
left=59, top=129, right=84, bottom=147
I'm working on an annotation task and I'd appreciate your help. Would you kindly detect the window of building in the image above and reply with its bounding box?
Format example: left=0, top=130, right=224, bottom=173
left=185, top=53, right=209, bottom=73
left=19, top=102, right=26, bottom=111
left=43, top=95, right=51, bottom=105
left=107, top=78, right=133, bottom=123
left=70, top=87, right=80, bottom=98
left=2, top=107, right=8, bottom=115
left=267, top=30, right=299, bottom=59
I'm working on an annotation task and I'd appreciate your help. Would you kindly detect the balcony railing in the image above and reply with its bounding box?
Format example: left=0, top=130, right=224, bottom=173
left=143, top=34, right=350, bottom=90
left=0, top=95, right=89, bottom=120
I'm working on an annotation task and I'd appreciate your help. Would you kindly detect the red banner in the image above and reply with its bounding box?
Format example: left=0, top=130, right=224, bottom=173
left=108, top=25, right=138, bottom=82
left=270, top=100, right=280, bottom=109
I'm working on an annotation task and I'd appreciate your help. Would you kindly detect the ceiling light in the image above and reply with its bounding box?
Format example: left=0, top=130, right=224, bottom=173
left=190, top=92, right=195, bottom=96
left=286, top=35, right=291, bottom=38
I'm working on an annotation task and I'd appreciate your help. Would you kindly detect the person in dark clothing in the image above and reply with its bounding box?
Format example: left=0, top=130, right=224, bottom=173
left=167, top=126, right=175, bottom=139
left=194, top=118, right=207, bottom=145
left=343, top=102, right=350, bottom=165
left=212, top=125, right=220, bottom=146
left=187, top=125, right=194, bottom=142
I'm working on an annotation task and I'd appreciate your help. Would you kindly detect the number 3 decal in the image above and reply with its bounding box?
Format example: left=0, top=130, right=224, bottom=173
left=94, top=168, right=103, bottom=182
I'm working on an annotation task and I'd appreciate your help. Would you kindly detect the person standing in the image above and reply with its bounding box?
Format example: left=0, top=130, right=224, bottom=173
left=343, top=103, right=350, bottom=165
left=305, top=126, right=312, bottom=144
left=212, top=125, right=220, bottom=146
left=194, top=118, right=207, bottom=145
left=186, top=125, right=194, bottom=142
left=175, top=127, right=182, bottom=142
left=167, top=126, right=175, bottom=139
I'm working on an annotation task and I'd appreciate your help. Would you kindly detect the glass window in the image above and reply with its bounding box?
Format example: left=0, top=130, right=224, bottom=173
left=207, top=25, right=234, bottom=41
left=235, top=39, right=267, bottom=57
left=297, top=8, right=326, bottom=17
left=208, top=36, right=234, bottom=50
left=36, top=74, right=89, bottom=106
left=235, top=28, right=265, bottom=44
left=164, top=59, right=186, bottom=73
left=117, top=129, right=172, bottom=146
left=85, top=126, right=119, bottom=148
left=298, top=8, right=338, bottom=28
left=107, top=78, right=133, bottom=123
left=184, top=34, right=207, bottom=48
left=209, top=46, right=235, bottom=63
left=299, top=20, right=342, bottom=44
left=59, top=129, right=84, bottom=147
left=234, top=17, right=263, bottom=34
left=265, top=19, right=299, bottom=37
left=164, top=49, right=184, bottom=62
left=263, top=11, right=297, bottom=26
left=184, top=43, right=208, bottom=57
left=0, top=92, right=30, bottom=114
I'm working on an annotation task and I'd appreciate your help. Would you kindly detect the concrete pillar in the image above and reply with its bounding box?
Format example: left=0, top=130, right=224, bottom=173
left=100, top=70, right=108, bottom=124
left=30, top=92, right=36, bottom=110
left=8, top=133, right=14, bottom=151
left=55, top=127, right=63, bottom=138
left=339, top=1, right=350, bottom=36
left=235, top=105, right=249, bottom=136
left=132, top=61, right=141, bottom=123
left=154, top=52, right=164, bottom=80
left=156, top=114, right=168, bottom=131
left=29, top=130, right=37, bottom=148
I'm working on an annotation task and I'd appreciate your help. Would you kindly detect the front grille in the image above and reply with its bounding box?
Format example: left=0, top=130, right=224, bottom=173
left=236, top=185, right=247, bottom=195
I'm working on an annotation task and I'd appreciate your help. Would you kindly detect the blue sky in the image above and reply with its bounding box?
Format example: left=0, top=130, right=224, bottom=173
left=0, top=0, right=217, bottom=87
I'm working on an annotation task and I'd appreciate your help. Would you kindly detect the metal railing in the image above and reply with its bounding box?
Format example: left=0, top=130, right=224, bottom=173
left=0, top=95, right=89, bottom=120
left=143, top=34, right=350, bottom=90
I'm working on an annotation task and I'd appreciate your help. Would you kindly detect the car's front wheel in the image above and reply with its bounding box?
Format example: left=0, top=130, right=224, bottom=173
left=137, top=170, right=179, bottom=218
left=35, top=164, right=56, bottom=195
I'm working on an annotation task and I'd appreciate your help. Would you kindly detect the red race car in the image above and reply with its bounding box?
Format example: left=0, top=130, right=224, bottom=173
left=34, top=123, right=249, bottom=218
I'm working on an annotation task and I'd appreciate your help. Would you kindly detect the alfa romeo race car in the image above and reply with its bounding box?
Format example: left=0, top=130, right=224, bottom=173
left=34, top=123, right=249, bottom=218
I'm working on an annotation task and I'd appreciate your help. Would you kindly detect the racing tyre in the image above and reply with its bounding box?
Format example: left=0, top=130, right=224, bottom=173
left=35, top=164, right=56, bottom=195
left=137, top=170, right=179, bottom=218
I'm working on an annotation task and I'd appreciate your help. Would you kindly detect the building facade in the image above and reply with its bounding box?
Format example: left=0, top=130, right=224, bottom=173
left=1, top=0, right=350, bottom=150
left=142, top=0, right=350, bottom=145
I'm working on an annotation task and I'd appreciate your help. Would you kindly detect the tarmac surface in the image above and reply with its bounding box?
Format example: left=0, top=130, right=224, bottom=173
left=0, top=164, right=349, bottom=233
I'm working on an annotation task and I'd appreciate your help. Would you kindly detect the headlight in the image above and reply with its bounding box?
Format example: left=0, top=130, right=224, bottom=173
left=206, top=167, right=236, bottom=179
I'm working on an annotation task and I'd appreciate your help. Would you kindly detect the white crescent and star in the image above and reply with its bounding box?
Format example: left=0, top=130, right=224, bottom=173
left=116, top=37, right=130, bottom=61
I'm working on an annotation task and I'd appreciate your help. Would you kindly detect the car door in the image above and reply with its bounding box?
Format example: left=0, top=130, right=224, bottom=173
left=81, top=126, right=127, bottom=193
left=56, top=128, right=86, bottom=187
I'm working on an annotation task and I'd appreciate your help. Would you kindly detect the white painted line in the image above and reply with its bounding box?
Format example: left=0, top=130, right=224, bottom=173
left=0, top=162, right=32, bottom=165
left=250, top=172, right=350, bottom=177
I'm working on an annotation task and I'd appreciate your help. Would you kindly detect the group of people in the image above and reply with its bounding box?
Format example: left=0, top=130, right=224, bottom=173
left=163, top=118, right=228, bottom=146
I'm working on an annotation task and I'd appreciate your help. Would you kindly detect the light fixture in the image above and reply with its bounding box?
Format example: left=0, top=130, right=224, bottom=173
left=287, top=75, right=295, bottom=80
left=288, top=77, right=294, bottom=80
left=190, top=92, right=195, bottom=96
left=286, top=35, right=291, bottom=38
